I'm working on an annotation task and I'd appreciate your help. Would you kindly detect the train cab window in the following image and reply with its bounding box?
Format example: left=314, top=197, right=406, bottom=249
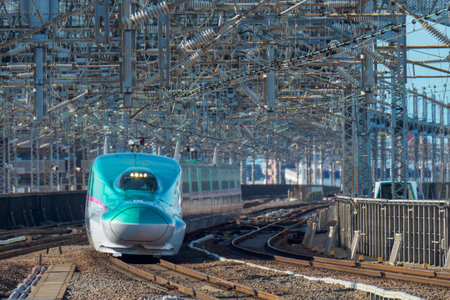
left=116, top=171, right=158, bottom=192
left=378, top=182, right=414, bottom=200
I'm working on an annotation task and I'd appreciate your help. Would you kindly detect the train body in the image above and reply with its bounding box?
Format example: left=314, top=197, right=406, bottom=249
left=373, top=181, right=419, bottom=200
left=180, top=161, right=242, bottom=233
left=86, top=153, right=242, bottom=256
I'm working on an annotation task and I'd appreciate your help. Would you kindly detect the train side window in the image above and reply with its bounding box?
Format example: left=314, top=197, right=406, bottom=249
left=190, top=168, right=199, bottom=193
left=221, top=179, right=229, bottom=189
left=202, top=181, right=210, bottom=191
left=182, top=168, right=190, bottom=193
left=182, top=182, right=190, bottom=193
left=191, top=181, right=199, bottom=193
left=211, top=168, right=219, bottom=190
left=217, top=167, right=223, bottom=190
left=201, top=167, right=211, bottom=191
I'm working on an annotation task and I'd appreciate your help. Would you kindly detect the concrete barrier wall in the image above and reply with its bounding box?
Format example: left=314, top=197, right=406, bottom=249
left=336, top=197, right=450, bottom=267
left=1, top=183, right=340, bottom=230
left=422, top=182, right=450, bottom=200
left=0, top=191, right=86, bottom=230
left=241, top=184, right=292, bottom=199
left=241, top=184, right=340, bottom=200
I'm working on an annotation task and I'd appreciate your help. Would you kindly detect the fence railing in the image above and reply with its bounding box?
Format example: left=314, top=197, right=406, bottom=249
left=0, top=191, right=86, bottom=230
left=336, top=197, right=450, bottom=267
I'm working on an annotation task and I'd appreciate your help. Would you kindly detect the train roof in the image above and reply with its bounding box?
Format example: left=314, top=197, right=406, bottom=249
left=92, top=153, right=181, bottom=188
left=179, top=160, right=239, bottom=169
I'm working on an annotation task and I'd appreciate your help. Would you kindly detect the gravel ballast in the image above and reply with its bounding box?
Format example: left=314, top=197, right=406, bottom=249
left=0, top=245, right=168, bottom=299
left=1, top=241, right=449, bottom=299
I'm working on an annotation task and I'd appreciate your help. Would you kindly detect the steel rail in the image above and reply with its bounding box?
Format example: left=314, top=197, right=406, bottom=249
left=278, top=256, right=450, bottom=288
left=266, top=219, right=310, bottom=254
left=232, top=204, right=328, bottom=259
left=0, top=221, right=85, bottom=240
left=232, top=222, right=450, bottom=288
left=108, top=256, right=283, bottom=299
left=314, top=257, right=450, bottom=281
left=159, top=259, right=281, bottom=299
left=0, top=233, right=87, bottom=260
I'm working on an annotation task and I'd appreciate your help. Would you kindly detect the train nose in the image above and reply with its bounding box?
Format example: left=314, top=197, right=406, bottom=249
left=101, top=205, right=175, bottom=243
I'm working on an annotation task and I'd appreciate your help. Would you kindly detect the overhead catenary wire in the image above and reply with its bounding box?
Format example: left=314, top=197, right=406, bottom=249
left=131, top=6, right=450, bottom=120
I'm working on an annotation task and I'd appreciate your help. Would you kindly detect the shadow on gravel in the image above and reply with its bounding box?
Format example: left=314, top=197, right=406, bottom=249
left=334, top=288, right=358, bottom=293
left=119, top=254, right=160, bottom=264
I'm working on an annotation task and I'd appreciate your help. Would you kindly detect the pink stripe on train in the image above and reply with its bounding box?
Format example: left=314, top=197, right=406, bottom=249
left=87, top=195, right=106, bottom=208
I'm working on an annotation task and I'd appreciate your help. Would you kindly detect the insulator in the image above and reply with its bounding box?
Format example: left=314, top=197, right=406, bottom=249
left=124, top=2, right=168, bottom=27
left=15, top=72, right=34, bottom=78
left=238, top=86, right=260, bottom=103
left=336, top=66, right=359, bottom=86
left=329, top=40, right=357, bottom=57
left=361, top=45, right=394, bottom=69
left=179, top=49, right=205, bottom=71
left=138, top=73, right=160, bottom=88
left=325, top=0, right=357, bottom=8
left=47, top=45, right=72, bottom=53
left=185, top=0, right=214, bottom=10
left=145, top=25, right=159, bottom=33
left=422, top=21, right=450, bottom=46
left=318, top=88, right=336, bottom=95
left=345, top=15, right=375, bottom=22
left=7, top=45, right=31, bottom=55
left=180, top=28, right=216, bottom=52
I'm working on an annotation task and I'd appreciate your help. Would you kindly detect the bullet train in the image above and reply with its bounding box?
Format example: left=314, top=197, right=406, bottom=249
left=85, top=152, right=242, bottom=256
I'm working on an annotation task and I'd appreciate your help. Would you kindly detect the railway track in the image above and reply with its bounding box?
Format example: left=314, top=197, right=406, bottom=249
left=0, top=224, right=87, bottom=260
left=232, top=215, right=450, bottom=288
left=106, top=255, right=283, bottom=299
left=244, top=202, right=328, bottom=224
left=0, top=221, right=84, bottom=239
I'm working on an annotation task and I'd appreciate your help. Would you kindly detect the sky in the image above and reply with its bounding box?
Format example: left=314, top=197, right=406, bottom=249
left=406, top=15, right=449, bottom=124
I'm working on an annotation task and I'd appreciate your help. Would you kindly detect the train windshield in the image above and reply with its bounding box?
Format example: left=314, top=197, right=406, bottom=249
left=378, top=182, right=415, bottom=200
left=116, top=171, right=158, bottom=192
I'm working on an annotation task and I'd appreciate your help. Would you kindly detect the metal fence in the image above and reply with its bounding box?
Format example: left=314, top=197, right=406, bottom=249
left=0, top=191, right=86, bottom=230
left=336, top=197, right=450, bottom=267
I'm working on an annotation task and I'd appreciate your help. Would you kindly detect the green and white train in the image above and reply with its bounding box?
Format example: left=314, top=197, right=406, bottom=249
left=85, top=153, right=241, bottom=256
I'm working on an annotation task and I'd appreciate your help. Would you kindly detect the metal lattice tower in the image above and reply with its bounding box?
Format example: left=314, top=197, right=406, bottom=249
left=0, top=0, right=448, bottom=195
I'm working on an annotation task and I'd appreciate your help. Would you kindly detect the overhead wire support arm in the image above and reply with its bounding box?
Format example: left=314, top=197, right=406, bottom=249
left=390, top=0, right=450, bottom=46
left=0, top=3, right=95, bottom=51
